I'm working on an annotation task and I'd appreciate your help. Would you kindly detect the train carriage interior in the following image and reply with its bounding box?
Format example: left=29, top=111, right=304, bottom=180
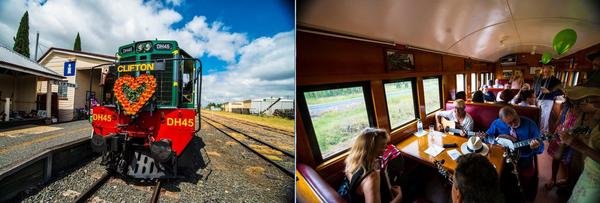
left=296, top=0, right=600, bottom=202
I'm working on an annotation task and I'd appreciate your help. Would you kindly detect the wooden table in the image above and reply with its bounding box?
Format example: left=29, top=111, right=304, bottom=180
left=395, top=131, right=505, bottom=175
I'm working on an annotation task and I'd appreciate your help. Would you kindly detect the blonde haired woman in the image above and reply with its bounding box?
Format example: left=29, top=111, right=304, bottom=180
left=344, top=128, right=402, bottom=203
left=510, top=70, right=524, bottom=89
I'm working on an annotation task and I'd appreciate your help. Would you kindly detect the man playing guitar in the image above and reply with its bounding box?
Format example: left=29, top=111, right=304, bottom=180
left=476, top=106, right=543, bottom=202
left=435, top=99, right=474, bottom=137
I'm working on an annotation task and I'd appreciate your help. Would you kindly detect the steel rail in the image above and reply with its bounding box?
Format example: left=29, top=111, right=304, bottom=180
left=201, top=116, right=294, bottom=158
left=201, top=117, right=294, bottom=178
left=203, top=112, right=294, bottom=137
left=72, top=171, right=111, bottom=203
left=150, top=180, right=162, bottom=203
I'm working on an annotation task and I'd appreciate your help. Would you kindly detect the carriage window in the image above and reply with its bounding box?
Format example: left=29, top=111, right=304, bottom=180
left=470, top=73, right=477, bottom=93
left=384, top=79, right=417, bottom=130
left=303, top=86, right=371, bottom=159
left=456, top=74, right=465, bottom=92
left=423, top=77, right=442, bottom=114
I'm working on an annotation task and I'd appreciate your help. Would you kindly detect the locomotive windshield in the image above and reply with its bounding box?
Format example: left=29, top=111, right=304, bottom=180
left=102, top=40, right=201, bottom=109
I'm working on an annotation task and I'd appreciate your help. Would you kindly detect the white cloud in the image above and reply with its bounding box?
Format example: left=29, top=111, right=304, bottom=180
left=166, top=0, right=183, bottom=6
left=201, top=31, right=295, bottom=105
left=0, top=0, right=246, bottom=63
left=0, top=0, right=293, bottom=104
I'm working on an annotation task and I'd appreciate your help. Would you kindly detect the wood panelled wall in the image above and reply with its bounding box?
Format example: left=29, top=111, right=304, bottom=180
left=494, top=43, right=600, bottom=80
left=296, top=31, right=495, bottom=177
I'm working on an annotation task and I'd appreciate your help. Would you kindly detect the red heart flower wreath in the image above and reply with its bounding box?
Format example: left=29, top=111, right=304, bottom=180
left=113, top=74, right=156, bottom=115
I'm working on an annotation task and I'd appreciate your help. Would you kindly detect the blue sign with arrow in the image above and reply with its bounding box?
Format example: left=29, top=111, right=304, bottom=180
left=64, top=61, right=76, bottom=76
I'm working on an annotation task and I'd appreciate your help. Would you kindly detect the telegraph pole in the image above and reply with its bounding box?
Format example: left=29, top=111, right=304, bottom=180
left=34, top=32, right=39, bottom=60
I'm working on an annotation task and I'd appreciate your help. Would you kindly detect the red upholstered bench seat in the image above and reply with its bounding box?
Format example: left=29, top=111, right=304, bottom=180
left=297, top=163, right=345, bottom=203
left=486, top=88, right=519, bottom=98
left=445, top=101, right=541, bottom=132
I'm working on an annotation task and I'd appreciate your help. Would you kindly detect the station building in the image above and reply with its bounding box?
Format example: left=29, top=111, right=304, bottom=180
left=250, top=97, right=294, bottom=116
left=36, top=48, right=115, bottom=122
left=0, top=44, right=64, bottom=127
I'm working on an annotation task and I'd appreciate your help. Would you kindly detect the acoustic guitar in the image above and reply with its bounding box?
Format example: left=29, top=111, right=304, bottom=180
left=495, top=126, right=592, bottom=151
left=440, top=117, right=477, bottom=137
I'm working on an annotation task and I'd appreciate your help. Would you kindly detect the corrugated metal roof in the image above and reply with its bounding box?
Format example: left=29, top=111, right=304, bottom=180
left=0, top=44, right=64, bottom=80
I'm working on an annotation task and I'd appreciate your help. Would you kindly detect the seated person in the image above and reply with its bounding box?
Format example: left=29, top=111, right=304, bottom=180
left=472, top=91, right=485, bottom=103
left=496, top=84, right=511, bottom=101
left=495, top=89, right=514, bottom=105
left=516, top=90, right=536, bottom=107
left=477, top=106, right=544, bottom=202
left=452, top=153, right=503, bottom=203
left=344, top=128, right=402, bottom=203
left=510, top=84, right=532, bottom=104
left=482, top=85, right=496, bottom=102
left=492, top=79, right=503, bottom=88
left=455, top=91, right=466, bottom=101
left=435, top=99, right=474, bottom=135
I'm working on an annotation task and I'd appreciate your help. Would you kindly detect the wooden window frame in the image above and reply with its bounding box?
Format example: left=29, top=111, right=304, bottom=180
left=298, top=81, right=377, bottom=164
left=382, top=78, right=419, bottom=131
left=423, top=76, right=443, bottom=115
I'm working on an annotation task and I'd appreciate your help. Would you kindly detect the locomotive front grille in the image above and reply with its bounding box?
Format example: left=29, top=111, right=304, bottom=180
left=151, top=54, right=174, bottom=106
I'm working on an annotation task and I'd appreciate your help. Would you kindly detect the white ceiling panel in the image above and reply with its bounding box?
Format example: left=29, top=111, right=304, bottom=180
left=299, top=0, right=600, bottom=61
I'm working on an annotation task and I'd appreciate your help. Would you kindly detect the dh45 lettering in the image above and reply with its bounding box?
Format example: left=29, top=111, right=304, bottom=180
left=166, top=118, right=194, bottom=127
left=92, top=114, right=112, bottom=122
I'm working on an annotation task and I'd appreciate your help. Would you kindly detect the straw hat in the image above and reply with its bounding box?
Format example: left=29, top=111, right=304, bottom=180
left=565, top=71, right=600, bottom=100
left=461, top=136, right=489, bottom=156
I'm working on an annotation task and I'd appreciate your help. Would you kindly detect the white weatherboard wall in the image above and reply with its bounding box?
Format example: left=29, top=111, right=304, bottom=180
left=250, top=98, right=294, bottom=115
left=0, top=74, right=38, bottom=113
left=38, top=52, right=111, bottom=121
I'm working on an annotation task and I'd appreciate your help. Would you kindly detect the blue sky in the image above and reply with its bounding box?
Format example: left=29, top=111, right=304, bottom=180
left=0, top=0, right=295, bottom=104
left=170, top=0, right=294, bottom=75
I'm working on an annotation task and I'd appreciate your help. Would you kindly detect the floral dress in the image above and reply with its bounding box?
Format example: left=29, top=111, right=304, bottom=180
left=568, top=124, right=600, bottom=203
left=547, top=106, right=577, bottom=163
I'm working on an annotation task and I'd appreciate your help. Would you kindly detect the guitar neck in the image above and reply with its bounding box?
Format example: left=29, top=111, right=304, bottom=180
left=447, top=127, right=476, bottom=136
left=513, top=135, right=554, bottom=149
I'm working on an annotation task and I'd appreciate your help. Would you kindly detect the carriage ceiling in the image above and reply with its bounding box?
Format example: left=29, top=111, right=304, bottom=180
left=299, top=0, right=600, bottom=62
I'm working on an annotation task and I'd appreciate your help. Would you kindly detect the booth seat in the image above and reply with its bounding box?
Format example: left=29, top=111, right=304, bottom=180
left=445, top=101, right=541, bottom=131
left=495, top=78, right=534, bottom=87
left=297, top=163, right=345, bottom=203
left=486, top=88, right=519, bottom=98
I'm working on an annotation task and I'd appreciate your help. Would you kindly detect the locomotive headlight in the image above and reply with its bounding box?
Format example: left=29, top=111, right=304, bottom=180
left=144, top=43, right=151, bottom=51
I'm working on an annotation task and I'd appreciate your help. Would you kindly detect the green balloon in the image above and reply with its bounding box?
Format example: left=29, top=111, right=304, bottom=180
left=553, top=28, right=577, bottom=55
left=540, top=52, right=552, bottom=64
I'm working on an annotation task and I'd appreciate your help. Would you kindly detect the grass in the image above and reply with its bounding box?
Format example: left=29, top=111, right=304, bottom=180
left=385, top=92, right=416, bottom=128
left=309, top=102, right=369, bottom=156
left=305, top=92, right=363, bottom=105
left=202, top=110, right=294, bottom=132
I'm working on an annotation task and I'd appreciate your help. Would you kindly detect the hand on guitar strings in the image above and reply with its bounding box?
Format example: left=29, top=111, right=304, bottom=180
left=529, top=139, right=540, bottom=149
left=475, top=132, right=487, bottom=140
left=436, top=123, right=443, bottom=132
left=391, top=185, right=402, bottom=199
left=559, top=131, right=579, bottom=147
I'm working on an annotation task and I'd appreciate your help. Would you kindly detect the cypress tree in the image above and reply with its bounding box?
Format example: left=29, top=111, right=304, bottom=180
left=13, top=11, right=30, bottom=58
left=73, top=32, right=81, bottom=51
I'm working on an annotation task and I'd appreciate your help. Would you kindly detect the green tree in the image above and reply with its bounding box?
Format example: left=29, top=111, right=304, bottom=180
left=73, top=32, right=81, bottom=51
left=13, top=11, right=30, bottom=57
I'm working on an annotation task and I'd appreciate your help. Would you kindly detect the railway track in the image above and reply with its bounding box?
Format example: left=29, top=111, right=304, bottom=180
left=201, top=116, right=294, bottom=177
left=201, top=115, right=294, bottom=157
left=202, top=112, right=294, bottom=137
left=72, top=171, right=163, bottom=203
